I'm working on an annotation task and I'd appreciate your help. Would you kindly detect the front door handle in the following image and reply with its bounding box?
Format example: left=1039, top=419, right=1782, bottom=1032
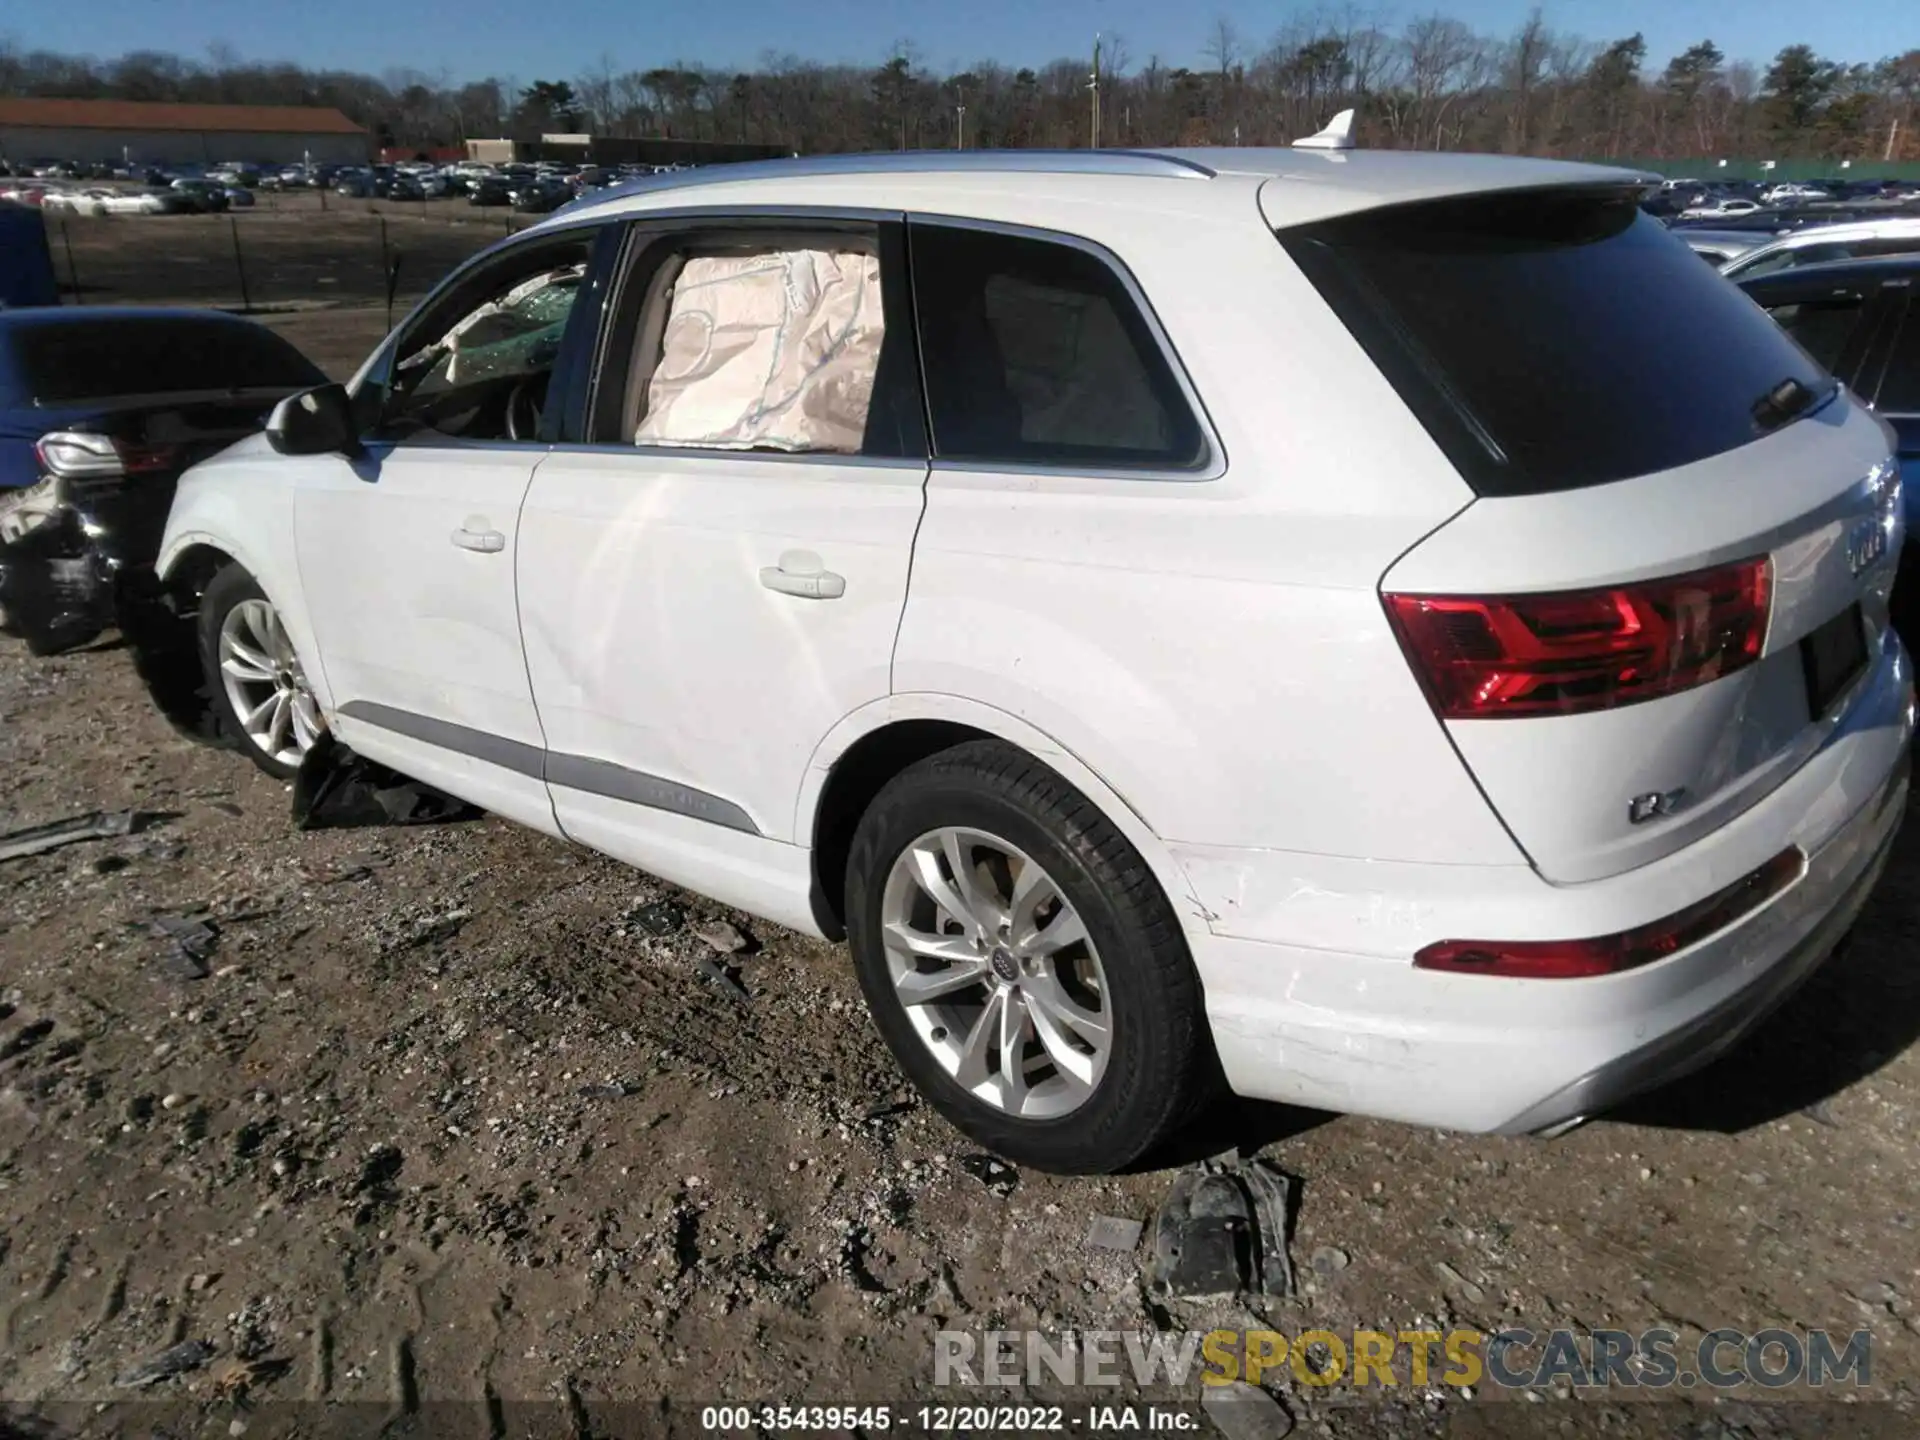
left=452, top=526, right=506, bottom=553
left=760, top=550, right=846, bottom=600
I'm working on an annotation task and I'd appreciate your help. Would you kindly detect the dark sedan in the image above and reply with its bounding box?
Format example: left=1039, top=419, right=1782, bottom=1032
left=1740, top=255, right=1920, bottom=631
left=0, top=308, right=325, bottom=653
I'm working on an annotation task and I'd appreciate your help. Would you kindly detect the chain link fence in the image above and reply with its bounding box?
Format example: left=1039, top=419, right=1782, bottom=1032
left=41, top=191, right=542, bottom=325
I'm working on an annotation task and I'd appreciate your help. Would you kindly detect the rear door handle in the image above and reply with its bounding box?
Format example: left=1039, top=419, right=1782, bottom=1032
left=452, top=526, right=506, bottom=553
left=760, top=551, right=845, bottom=600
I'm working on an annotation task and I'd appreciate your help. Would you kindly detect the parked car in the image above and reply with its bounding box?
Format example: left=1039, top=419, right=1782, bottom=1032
left=169, top=178, right=230, bottom=213
left=467, top=176, right=514, bottom=206
left=384, top=177, right=426, bottom=202
left=1676, top=228, right=1767, bottom=268
left=138, top=147, right=1910, bottom=1173
left=1720, top=217, right=1920, bottom=281
left=40, top=187, right=114, bottom=217
left=1679, top=197, right=1762, bottom=220
left=1762, top=182, right=1833, bottom=205
left=1739, top=253, right=1920, bottom=631
left=510, top=179, right=571, bottom=213
left=100, top=187, right=190, bottom=216
left=222, top=185, right=256, bottom=208
left=0, top=308, right=325, bottom=654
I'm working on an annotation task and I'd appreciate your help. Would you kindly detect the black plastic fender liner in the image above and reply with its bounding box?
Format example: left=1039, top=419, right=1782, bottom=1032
left=1145, top=1151, right=1297, bottom=1302
left=292, top=733, right=480, bottom=829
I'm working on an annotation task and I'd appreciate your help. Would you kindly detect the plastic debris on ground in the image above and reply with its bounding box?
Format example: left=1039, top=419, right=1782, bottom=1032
left=113, top=1338, right=216, bottom=1389
left=1146, top=1150, right=1296, bottom=1302
left=292, top=735, right=479, bottom=829
left=694, top=954, right=751, bottom=1003
left=1200, top=1380, right=1295, bottom=1440
left=144, top=914, right=219, bottom=980
left=0, top=809, right=146, bottom=863
left=958, top=1154, right=1018, bottom=1196
left=633, top=901, right=684, bottom=936
left=1085, top=1214, right=1145, bottom=1252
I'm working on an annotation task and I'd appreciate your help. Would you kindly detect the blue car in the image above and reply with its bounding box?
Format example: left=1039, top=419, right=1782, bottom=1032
left=0, top=306, right=323, bottom=652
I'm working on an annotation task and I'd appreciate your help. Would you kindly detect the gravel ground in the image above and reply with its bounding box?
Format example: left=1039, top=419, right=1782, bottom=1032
left=2, top=620, right=1918, bottom=1437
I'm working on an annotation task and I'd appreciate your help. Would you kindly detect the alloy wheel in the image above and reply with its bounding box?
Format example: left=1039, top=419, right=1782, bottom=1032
left=879, top=826, right=1111, bottom=1120
left=217, top=598, right=324, bottom=768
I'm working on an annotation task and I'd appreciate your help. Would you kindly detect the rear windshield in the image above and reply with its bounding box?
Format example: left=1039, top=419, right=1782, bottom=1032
left=9, top=317, right=324, bottom=405
left=1280, top=188, right=1834, bottom=495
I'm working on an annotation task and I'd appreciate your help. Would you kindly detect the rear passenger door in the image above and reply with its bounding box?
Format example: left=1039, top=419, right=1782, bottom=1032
left=514, top=217, right=928, bottom=901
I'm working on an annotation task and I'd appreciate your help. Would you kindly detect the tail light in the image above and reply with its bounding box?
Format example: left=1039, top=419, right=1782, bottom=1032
left=35, top=432, right=180, bottom=482
left=1384, top=558, right=1772, bottom=720
left=1414, top=847, right=1803, bottom=979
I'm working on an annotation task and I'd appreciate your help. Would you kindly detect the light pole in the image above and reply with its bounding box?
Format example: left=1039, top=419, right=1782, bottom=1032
left=955, top=104, right=967, bottom=149
left=1089, top=33, right=1102, bottom=148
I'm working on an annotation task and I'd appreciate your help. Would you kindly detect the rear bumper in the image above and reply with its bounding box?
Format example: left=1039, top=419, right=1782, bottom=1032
left=1180, top=630, right=1914, bottom=1133
left=1494, top=776, right=1901, bottom=1134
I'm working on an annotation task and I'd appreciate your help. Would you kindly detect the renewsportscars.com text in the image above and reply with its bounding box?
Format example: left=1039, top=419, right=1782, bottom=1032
left=934, top=1327, right=1872, bottom=1390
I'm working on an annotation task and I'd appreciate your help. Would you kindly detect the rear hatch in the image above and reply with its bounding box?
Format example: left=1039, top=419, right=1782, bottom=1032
left=1276, top=183, right=1904, bottom=884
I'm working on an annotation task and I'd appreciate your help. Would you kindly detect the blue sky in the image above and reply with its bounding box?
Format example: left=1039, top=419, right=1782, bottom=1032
left=10, top=0, right=1910, bottom=82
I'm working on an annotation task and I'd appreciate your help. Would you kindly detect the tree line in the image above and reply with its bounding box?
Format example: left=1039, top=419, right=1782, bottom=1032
left=3, top=12, right=1917, bottom=162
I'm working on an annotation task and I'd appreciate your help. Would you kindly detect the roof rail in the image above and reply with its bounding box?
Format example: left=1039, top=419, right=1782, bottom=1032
left=560, top=148, right=1216, bottom=217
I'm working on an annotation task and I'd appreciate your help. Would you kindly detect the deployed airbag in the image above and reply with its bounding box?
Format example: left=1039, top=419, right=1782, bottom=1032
left=635, top=249, right=883, bottom=453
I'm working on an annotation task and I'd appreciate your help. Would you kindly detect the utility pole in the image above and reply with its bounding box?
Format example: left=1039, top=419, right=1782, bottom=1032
left=1089, top=33, right=1102, bottom=149
left=1887, top=119, right=1901, bottom=164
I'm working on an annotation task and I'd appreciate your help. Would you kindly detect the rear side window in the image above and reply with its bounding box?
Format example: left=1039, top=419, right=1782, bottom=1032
left=909, top=224, right=1205, bottom=469
left=1763, top=296, right=1867, bottom=372
left=1282, top=189, right=1832, bottom=495
left=10, top=317, right=323, bottom=405
left=1869, top=299, right=1920, bottom=414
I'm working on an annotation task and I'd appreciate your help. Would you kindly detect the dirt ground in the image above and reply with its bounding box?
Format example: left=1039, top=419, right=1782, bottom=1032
left=2, top=617, right=1919, bottom=1438
left=3, top=229, right=1920, bottom=1437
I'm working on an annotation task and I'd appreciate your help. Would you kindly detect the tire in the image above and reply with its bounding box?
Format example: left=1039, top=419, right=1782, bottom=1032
left=198, top=563, right=327, bottom=780
left=845, top=739, right=1216, bottom=1173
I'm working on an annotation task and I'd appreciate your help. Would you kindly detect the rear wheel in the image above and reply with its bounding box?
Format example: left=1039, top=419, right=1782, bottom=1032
left=845, top=740, right=1215, bottom=1173
left=198, top=564, right=326, bottom=778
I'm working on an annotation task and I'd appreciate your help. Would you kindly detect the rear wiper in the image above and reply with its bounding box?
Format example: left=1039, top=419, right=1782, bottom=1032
left=1751, top=376, right=1819, bottom=433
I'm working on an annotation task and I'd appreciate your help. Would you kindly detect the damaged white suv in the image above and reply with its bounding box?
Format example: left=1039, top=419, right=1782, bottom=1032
left=148, top=145, right=1912, bottom=1173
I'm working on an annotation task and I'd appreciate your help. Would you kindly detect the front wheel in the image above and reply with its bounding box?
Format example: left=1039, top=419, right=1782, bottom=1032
left=198, top=564, right=327, bottom=778
left=845, top=740, right=1216, bottom=1174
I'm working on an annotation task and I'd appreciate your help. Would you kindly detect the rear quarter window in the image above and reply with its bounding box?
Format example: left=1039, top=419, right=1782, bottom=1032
left=1281, top=188, right=1831, bottom=496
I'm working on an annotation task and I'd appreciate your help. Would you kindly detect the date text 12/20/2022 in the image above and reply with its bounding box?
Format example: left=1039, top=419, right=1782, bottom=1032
left=699, top=1405, right=1198, bottom=1432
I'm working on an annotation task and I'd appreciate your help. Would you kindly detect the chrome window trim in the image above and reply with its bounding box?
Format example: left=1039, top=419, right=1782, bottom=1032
left=541, top=442, right=927, bottom=474
left=904, top=212, right=1227, bottom=484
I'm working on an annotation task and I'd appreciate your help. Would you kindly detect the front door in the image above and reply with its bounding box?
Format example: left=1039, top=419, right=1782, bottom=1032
left=514, top=218, right=928, bottom=918
left=294, top=227, right=600, bottom=831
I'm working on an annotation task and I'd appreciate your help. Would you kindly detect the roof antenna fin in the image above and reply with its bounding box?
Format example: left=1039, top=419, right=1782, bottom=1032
left=1292, top=109, right=1356, bottom=151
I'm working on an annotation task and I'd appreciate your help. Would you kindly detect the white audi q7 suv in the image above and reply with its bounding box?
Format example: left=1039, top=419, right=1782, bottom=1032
left=144, top=144, right=1912, bottom=1173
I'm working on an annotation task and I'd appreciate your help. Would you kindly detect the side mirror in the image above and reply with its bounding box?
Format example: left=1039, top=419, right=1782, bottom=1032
left=266, top=383, right=361, bottom=457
